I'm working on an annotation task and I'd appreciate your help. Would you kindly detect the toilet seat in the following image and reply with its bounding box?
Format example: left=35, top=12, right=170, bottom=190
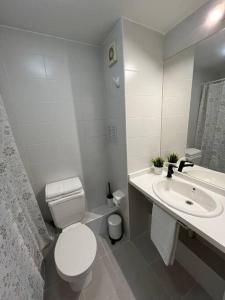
left=54, top=223, right=97, bottom=281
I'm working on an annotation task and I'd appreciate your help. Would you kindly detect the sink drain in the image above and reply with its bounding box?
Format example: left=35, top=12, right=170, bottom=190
left=186, top=200, right=193, bottom=205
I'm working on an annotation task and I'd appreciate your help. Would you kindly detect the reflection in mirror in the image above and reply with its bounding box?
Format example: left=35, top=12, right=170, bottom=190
left=187, top=29, right=225, bottom=175
left=161, top=28, right=225, bottom=189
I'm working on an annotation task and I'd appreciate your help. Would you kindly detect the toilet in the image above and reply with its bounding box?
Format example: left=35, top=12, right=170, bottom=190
left=45, top=177, right=97, bottom=292
left=185, top=148, right=202, bottom=165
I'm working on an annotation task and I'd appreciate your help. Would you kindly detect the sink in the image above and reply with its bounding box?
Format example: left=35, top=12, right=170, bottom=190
left=184, top=168, right=225, bottom=190
left=152, top=178, right=223, bottom=217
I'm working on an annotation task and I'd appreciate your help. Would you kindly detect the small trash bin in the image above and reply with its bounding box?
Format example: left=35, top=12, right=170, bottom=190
left=108, top=214, right=123, bottom=244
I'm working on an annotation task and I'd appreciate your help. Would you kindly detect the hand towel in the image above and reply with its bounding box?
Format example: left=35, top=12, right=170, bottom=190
left=151, top=204, right=180, bottom=266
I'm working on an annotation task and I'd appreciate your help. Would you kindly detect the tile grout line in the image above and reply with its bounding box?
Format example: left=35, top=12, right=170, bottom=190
left=122, top=240, right=174, bottom=300
left=100, top=237, right=134, bottom=300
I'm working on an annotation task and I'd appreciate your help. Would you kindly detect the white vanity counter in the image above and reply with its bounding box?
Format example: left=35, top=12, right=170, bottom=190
left=129, top=169, right=225, bottom=254
left=182, top=165, right=225, bottom=190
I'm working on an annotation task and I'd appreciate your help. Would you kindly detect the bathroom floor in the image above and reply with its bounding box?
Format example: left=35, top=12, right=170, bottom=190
left=44, top=232, right=212, bottom=300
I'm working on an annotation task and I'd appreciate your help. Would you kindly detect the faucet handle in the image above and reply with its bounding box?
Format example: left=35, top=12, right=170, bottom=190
left=167, top=164, right=178, bottom=178
left=178, top=160, right=194, bottom=172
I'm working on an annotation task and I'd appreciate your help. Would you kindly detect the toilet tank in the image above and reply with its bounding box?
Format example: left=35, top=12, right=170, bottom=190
left=185, top=148, right=202, bottom=165
left=48, top=192, right=85, bottom=229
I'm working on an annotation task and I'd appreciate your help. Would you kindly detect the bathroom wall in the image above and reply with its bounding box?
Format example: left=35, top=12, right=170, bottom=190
left=103, top=19, right=130, bottom=234
left=123, top=19, right=164, bottom=174
left=0, top=27, right=107, bottom=219
left=67, top=41, right=108, bottom=211
left=121, top=19, right=164, bottom=239
left=164, top=0, right=225, bottom=59
left=161, top=48, right=194, bottom=158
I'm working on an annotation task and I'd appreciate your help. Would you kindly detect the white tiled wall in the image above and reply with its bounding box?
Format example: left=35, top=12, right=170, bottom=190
left=0, top=27, right=107, bottom=219
left=103, top=19, right=129, bottom=234
left=68, top=44, right=108, bottom=210
left=123, top=19, right=164, bottom=173
left=161, top=48, right=194, bottom=158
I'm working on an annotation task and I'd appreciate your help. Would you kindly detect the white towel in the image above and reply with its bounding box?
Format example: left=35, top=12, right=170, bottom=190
left=151, top=204, right=180, bottom=266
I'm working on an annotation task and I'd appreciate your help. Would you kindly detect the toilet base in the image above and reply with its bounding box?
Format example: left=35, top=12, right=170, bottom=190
left=69, top=270, right=93, bottom=292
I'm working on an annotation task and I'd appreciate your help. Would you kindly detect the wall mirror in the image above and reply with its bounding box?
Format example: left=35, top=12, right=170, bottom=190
left=162, top=28, right=225, bottom=189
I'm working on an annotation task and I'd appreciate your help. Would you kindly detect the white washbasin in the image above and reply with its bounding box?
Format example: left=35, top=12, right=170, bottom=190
left=184, top=168, right=225, bottom=190
left=152, top=178, right=223, bottom=218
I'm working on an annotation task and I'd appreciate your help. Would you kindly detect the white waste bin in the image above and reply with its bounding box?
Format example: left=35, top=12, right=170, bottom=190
left=108, top=214, right=122, bottom=243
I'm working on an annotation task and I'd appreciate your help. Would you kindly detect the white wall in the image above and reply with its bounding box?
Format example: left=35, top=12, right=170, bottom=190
left=123, top=19, right=164, bottom=173
left=164, top=0, right=225, bottom=59
left=103, top=19, right=129, bottom=234
left=161, top=48, right=194, bottom=158
left=0, top=27, right=107, bottom=219
left=68, top=42, right=108, bottom=210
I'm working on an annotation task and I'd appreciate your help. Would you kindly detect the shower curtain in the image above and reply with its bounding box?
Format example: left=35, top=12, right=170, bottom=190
left=195, top=80, right=225, bottom=172
left=0, top=94, right=50, bottom=299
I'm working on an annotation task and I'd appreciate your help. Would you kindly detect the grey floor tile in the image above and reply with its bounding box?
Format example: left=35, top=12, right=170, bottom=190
left=44, top=279, right=84, bottom=300
left=111, top=241, right=171, bottom=300
left=183, top=285, right=212, bottom=300
left=151, top=259, right=196, bottom=299
left=131, top=231, right=161, bottom=265
left=44, top=247, right=61, bottom=289
left=100, top=232, right=128, bottom=254
left=103, top=253, right=136, bottom=300
left=83, top=257, right=119, bottom=300
left=108, top=292, right=120, bottom=300
left=95, top=234, right=107, bottom=260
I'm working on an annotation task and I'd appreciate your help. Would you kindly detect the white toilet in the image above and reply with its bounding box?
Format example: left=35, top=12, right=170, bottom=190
left=45, top=177, right=97, bottom=292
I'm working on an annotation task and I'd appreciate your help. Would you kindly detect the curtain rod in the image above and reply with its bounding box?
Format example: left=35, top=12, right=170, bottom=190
left=202, top=78, right=225, bottom=85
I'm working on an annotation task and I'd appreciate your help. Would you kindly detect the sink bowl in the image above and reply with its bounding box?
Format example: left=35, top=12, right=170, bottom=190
left=152, top=178, right=223, bottom=217
left=184, top=168, right=225, bottom=190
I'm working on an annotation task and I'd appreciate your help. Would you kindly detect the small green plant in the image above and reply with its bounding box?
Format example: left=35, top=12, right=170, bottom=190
left=167, top=153, right=179, bottom=163
left=151, top=157, right=164, bottom=168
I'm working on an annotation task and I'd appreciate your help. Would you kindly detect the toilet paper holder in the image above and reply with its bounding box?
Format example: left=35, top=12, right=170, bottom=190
left=112, top=190, right=124, bottom=207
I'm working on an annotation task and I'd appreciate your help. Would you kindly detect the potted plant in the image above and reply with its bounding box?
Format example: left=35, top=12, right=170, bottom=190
left=167, top=153, right=179, bottom=167
left=151, top=157, right=164, bottom=175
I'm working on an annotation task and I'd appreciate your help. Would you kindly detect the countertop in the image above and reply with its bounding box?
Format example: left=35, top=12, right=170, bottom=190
left=129, top=169, right=225, bottom=254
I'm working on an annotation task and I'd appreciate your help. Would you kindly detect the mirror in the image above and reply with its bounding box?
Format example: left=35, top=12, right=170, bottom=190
left=162, top=28, right=225, bottom=189
left=187, top=29, right=225, bottom=173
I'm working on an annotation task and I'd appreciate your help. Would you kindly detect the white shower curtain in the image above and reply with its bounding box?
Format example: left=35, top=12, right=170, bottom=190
left=0, top=94, right=50, bottom=299
left=195, top=80, right=225, bottom=172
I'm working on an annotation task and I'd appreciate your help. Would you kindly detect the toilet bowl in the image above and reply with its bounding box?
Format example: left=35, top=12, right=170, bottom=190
left=54, top=223, right=97, bottom=291
left=45, top=177, right=97, bottom=291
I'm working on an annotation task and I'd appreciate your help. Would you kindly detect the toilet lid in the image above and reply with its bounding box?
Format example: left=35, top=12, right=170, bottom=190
left=55, top=223, right=97, bottom=277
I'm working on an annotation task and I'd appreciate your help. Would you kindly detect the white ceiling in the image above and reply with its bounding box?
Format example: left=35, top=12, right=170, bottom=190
left=0, top=0, right=209, bottom=45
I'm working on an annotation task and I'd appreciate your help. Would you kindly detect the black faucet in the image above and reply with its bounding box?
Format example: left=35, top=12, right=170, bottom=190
left=167, top=164, right=178, bottom=178
left=178, top=160, right=194, bottom=172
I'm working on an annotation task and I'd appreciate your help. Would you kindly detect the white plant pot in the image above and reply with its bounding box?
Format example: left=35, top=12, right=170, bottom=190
left=154, top=167, right=163, bottom=175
